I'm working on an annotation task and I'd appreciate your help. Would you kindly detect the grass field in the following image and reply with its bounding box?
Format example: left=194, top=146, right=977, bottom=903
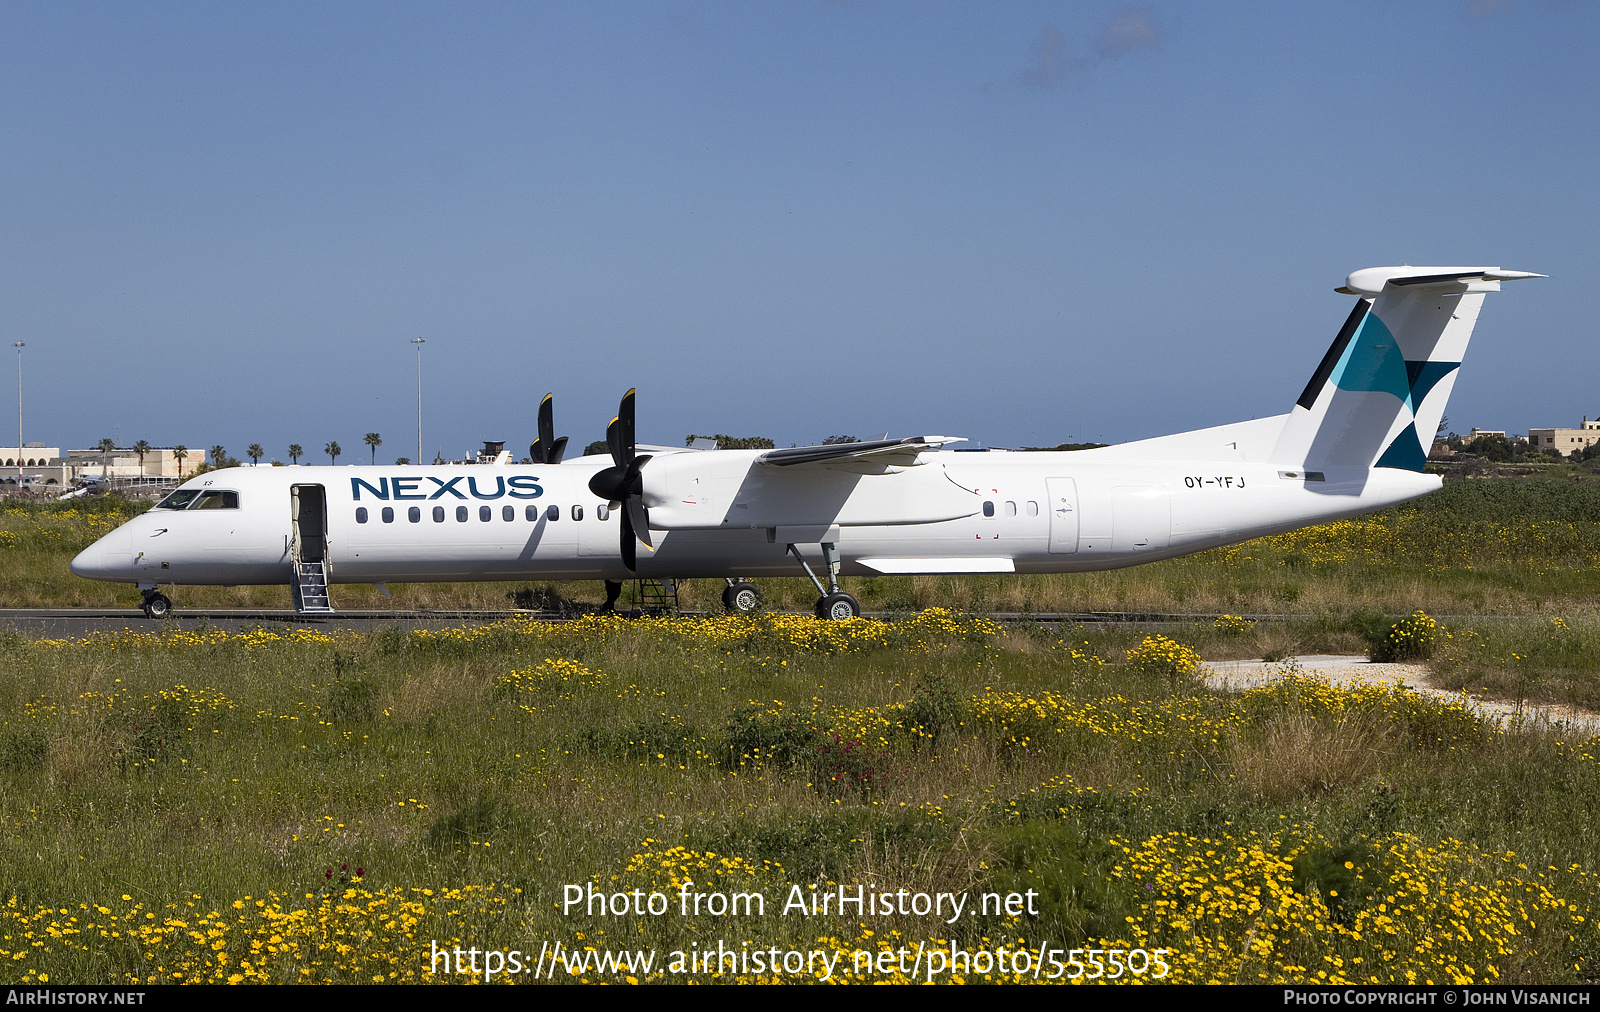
left=3, top=477, right=1600, bottom=984
left=0, top=613, right=1597, bottom=984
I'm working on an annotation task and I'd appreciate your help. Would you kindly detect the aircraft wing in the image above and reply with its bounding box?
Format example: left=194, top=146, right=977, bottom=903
left=757, top=435, right=964, bottom=468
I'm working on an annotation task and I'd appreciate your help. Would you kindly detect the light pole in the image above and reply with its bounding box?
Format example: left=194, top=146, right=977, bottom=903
left=13, top=342, right=22, bottom=486
left=411, top=337, right=425, bottom=465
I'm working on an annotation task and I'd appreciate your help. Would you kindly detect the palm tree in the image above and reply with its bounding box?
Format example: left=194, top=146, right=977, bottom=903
left=247, top=444, right=263, bottom=466
left=173, top=446, right=188, bottom=476
left=364, top=432, right=382, bottom=465
left=97, top=438, right=116, bottom=477
left=133, top=440, right=150, bottom=478
left=210, top=445, right=228, bottom=469
left=325, top=441, right=341, bottom=465
left=288, top=444, right=303, bottom=465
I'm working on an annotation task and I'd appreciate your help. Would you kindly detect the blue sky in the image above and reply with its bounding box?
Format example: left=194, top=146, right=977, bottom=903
left=2, top=1, right=1595, bottom=462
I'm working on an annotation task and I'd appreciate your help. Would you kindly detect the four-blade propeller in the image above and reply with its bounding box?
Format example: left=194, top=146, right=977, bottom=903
left=529, top=393, right=569, bottom=465
left=586, top=388, right=653, bottom=571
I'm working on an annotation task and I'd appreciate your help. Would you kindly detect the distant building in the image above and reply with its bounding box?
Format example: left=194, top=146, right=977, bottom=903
left=1527, top=418, right=1600, bottom=455
left=62, top=446, right=199, bottom=479
left=2, top=444, right=65, bottom=486
left=1, top=444, right=61, bottom=469
left=1468, top=428, right=1505, bottom=440
left=2, top=443, right=201, bottom=487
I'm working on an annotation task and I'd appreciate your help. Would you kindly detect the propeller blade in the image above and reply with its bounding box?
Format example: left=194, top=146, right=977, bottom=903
left=618, top=388, right=636, bottom=465
left=548, top=435, right=568, bottom=465
left=606, top=416, right=623, bottom=466
left=625, top=496, right=653, bottom=549
left=619, top=505, right=637, bottom=572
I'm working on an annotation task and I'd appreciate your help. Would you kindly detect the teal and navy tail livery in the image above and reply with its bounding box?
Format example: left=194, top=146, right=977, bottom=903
left=71, top=265, right=1542, bottom=619
left=1272, top=267, right=1544, bottom=474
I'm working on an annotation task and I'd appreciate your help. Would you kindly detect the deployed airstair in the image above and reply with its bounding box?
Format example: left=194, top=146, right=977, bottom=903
left=290, top=484, right=334, bottom=614
left=292, top=560, right=333, bottom=613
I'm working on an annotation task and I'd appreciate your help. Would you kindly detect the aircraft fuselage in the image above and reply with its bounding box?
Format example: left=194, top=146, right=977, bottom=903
left=69, top=452, right=1438, bottom=588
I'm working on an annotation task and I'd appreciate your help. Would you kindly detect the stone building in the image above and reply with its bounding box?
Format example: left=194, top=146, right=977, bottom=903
left=1527, top=419, right=1600, bottom=455
left=2, top=443, right=202, bottom=487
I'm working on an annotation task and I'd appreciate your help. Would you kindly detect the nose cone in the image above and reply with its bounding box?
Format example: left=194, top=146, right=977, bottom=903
left=70, top=526, right=132, bottom=581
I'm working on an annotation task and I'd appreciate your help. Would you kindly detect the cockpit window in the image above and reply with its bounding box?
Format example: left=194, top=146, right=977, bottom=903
left=192, top=490, right=240, bottom=510
left=155, top=489, right=240, bottom=510
left=154, top=489, right=202, bottom=510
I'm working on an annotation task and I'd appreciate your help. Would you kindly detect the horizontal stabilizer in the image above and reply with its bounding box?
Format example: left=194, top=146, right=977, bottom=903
left=1336, top=266, right=1546, bottom=296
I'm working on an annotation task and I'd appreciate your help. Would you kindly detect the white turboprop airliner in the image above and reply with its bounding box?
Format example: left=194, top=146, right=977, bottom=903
left=72, top=265, right=1541, bottom=619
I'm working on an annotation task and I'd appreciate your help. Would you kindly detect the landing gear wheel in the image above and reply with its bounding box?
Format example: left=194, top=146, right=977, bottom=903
left=141, top=592, right=172, bottom=619
left=815, top=592, right=860, bottom=621
left=722, top=581, right=762, bottom=615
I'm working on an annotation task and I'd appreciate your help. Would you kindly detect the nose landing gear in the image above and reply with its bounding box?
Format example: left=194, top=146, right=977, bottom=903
left=139, top=588, right=172, bottom=619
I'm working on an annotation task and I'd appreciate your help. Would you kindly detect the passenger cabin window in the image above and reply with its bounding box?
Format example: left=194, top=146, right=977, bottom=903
left=408, top=506, right=421, bottom=523
left=502, top=504, right=514, bottom=521
left=192, top=490, right=239, bottom=510
left=381, top=507, right=394, bottom=523
left=478, top=505, right=491, bottom=522
left=546, top=505, right=560, bottom=521
left=456, top=505, right=468, bottom=523
left=597, top=505, right=610, bottom=521
left=355, top=507, right=368, bottom=524
left=982, top=501, right=995, bottom=518
left=433, top=506, right=445, bottom=523
left=1004, top=501, right=1017, bottom=517
left=525, top=504, right=538, bottom=521
left=1026, top=501, right=1039, bottom=517
left=572, top=505, right=584, bottom=521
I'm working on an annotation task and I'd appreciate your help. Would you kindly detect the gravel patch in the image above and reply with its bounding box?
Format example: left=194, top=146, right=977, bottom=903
left=1202, top=654, right=1600, bottom=738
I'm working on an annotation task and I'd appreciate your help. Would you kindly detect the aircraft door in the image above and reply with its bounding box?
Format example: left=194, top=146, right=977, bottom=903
left=290, top=484, right=328, bottom=565
left=1045, top=478, right=1079, bottom=555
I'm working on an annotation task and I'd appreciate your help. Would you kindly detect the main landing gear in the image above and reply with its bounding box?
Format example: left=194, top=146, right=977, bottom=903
left=786, top=542, right=860, bottom=620
left=816, top=591, right=859, bottom=621
left=722, top=579, right=763, bottom=615
left=138, top=586, right=172, bottom=619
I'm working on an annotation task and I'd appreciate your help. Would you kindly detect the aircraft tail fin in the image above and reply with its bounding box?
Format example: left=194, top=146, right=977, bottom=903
left=1269, top=266, right=1543, bottom=472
